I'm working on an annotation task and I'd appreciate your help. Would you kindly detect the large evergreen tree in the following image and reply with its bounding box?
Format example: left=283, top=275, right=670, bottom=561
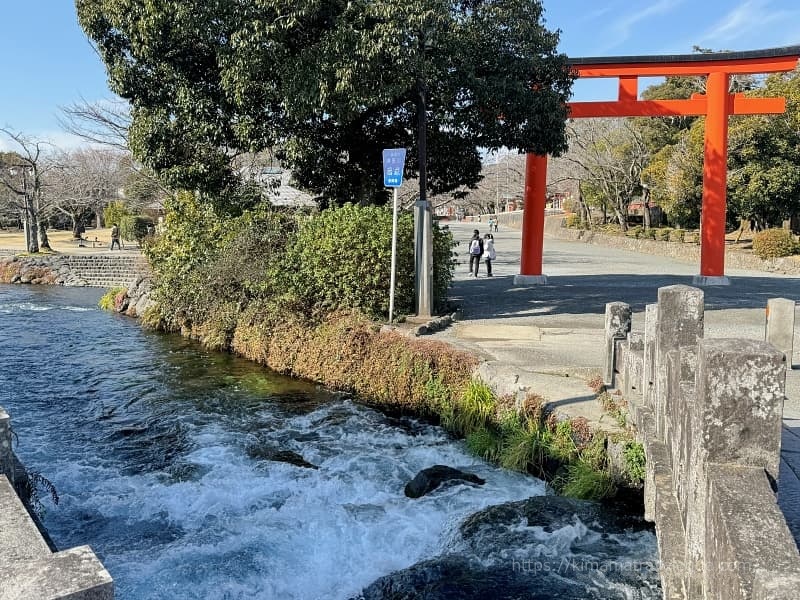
left=77, top=0, right=574, bottom=207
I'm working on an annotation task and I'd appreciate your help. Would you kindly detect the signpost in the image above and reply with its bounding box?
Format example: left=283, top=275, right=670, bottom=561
left=382, top=148, right=406, bottom=324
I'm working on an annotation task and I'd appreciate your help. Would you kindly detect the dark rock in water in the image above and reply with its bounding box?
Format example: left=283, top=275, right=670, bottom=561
left=117, top=425, right=148, bottom=436
left=459, top=495, right=650, bottom=543
left=356, top=495, right=660, bottom=600
left=354, top=555, right=570, bottom=600
left=404, top=465, right=485, bottom=498
left=246, top=444, right=319, bottom=469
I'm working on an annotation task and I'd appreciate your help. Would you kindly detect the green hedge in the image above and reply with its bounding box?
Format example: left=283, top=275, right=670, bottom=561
left=285, top=203, right=455, bottom=319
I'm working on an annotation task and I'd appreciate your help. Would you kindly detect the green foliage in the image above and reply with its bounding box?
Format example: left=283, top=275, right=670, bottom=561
left=547, top=419, right=579, bottom=463
left=623, top=441, right=646, bottom=484
left=752, top=228, right=798, bottom=259
left=626, top=225, right=643, bottom=238
left=642, top=227, right=656, bottom=240
left=103, top=200, right=130, bottom=228
left=564, top=213, right=582, bottom=229
left=119, top=215, right=154, bottom=246
left=99, top=287, right=126, bottom=311
left=670, top=229, right=686, bottom=243
left=449, top=379, right=496, bottom=437
left=654, top=227, right=672, bottom=241
left=466, top=427, right=503, bottom=462
left=78, top=0, right=574, bottom=208
left=285, top=203, right=454, bottom=318
left=499, top=420, right=545, bottom=472
left=556, top=461, right=617, bottom=500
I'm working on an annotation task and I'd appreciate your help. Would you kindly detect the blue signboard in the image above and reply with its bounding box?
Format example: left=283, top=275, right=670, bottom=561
left=382, top=148, right=407, bottom=188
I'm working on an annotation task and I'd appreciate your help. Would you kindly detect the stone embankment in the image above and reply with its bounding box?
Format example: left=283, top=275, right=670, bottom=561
left=607, top=286, right=800, bottom=599
left=0, top=407, right=114, bottom=599
left=0, top=253, right=149, bottom=288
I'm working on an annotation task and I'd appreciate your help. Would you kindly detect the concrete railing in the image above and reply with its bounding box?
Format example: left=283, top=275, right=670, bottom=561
left=0, top=405, right=114, bottom=599
left=605, top=286, right=800, bottom=599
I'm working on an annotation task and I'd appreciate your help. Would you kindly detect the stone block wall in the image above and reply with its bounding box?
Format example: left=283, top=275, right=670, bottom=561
left=0, top=405, right=114, bottom=599
left=606, top=286, right=800, bottom=599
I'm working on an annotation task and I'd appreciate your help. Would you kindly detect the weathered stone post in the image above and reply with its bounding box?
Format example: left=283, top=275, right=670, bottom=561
left=0, top=406, right=12, bottom=482
left=765, top=297, right=795, bottom=367
left=604, top=302, right=631, bottom=387
left=642, top=303, right=658, bottom=408
left=687, top=339, right=786, bottom=597
left=654, top=285, right=704, bottom=439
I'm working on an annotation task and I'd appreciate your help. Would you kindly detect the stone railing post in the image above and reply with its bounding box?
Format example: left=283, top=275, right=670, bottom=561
left=642, top=303, right=658, bottom=408
left=604, top=302, right=631, bottom=386
left=0, top=406, right=12, bottom=482
left=765, top=298, right=795, bottom=368
left=685, top=339, right=786, bottom=595
left=655, top=285, right=704, bottom=438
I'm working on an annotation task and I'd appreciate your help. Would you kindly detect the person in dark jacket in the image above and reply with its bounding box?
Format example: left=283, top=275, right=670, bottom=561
left=468, top=229, right=484, bottom=277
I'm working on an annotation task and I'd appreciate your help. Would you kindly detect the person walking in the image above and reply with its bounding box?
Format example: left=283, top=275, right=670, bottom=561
left=110, top=223, right=122, bottom=250
left=484, top=233, right=496, bottom=277
left=468, top=229, right=484, bottom=277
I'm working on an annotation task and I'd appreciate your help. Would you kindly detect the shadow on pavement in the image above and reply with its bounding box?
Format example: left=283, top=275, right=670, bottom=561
left=451, top=273, right=800, bottom=318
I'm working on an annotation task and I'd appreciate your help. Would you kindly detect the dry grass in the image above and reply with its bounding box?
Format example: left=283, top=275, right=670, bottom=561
left=0, top=227, right=116, bottom=251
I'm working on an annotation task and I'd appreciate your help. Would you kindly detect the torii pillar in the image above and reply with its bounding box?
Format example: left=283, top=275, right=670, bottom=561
left=514, top=46, right=800, bottom=287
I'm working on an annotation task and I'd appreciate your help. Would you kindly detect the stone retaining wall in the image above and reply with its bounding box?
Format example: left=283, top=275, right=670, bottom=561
left=0, top=406, right=114, bottom=599
left=606, top=286, right=800, bottom=599
left=0, top=253, right=150, bottom=288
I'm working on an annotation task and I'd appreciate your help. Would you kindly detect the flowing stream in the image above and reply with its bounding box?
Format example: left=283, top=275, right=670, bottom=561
left=0, top=284, right=660, bottom=599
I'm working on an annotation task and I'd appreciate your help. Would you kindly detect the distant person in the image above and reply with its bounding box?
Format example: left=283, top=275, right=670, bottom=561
left=110, top=223, right=122, bottom=250
left=468, top=229, right=484, bottom=277
left=484, top=233, right=496, bottom=277
left=493, top=218, right=499, bottom=232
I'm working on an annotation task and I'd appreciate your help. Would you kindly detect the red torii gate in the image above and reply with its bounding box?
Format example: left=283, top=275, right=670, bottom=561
left=515, top=46, right=800, bottom=286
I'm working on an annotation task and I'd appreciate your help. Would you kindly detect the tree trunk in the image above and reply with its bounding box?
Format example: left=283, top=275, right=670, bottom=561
left=38, top=221, right=51, bottom=250
left=95, top=209, right=105, bottom=229
left=615, top=207, right=628, bottom=232
left=25, top=198, right=39, bottom=253
left=642, top=188, right=652, bottom=230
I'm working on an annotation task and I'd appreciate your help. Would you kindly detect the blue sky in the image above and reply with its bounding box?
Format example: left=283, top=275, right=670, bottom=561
left=1, top=0, right=798, bottom=150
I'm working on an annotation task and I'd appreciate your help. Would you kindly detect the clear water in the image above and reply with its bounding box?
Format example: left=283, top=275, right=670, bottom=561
left=0, top=285, right=659, bottom=599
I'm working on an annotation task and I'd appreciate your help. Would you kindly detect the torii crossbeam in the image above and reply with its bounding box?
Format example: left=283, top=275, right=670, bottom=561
left=516, top=46, right=800, bottom=286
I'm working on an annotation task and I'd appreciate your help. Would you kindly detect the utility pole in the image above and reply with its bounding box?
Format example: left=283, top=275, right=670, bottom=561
left=414, top=29, right=433, bottom=318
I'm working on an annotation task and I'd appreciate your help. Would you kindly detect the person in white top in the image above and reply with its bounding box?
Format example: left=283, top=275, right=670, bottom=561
left=483, top=233, right=496, bottom=277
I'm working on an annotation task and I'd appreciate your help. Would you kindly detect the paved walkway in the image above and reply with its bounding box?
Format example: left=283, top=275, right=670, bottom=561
left=434, top=221, right=800, bottom=546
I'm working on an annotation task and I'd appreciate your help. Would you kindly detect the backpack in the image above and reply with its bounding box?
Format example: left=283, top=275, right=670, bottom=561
left=469, top=238, right=481, bottom=255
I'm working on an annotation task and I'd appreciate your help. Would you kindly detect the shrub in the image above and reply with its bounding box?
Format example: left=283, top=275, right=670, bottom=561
left=655, top=227, right=672, bottom=241
left=623, top=441, right=646, bottom=484
left=753, top=228, right=797, bottom=259
left=642, top=228, right=656, bottom=240
left=119, top=215, right=155, bottom=246
left=564, top=213, right=582, bottom=229
left=99, top=287, right=126, bottom=311
left=285, top=203, right=455, bottom=319
left=626, top=225, right=643, bottom=238
left=670, top=229, right=686, bottom=243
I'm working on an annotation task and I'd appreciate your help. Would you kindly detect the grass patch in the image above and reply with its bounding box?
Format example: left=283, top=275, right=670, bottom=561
left=98, top=287, right=126, bottom=311
left=555, top=461, right=617, bottom=500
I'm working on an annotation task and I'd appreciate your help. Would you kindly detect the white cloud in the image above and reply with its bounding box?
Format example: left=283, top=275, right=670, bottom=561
left=699, top=0, right=800, bottom=47
left=611, top=0, right=687, bottom=45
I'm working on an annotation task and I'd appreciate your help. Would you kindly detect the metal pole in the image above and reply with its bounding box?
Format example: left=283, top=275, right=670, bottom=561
left=389, top=187, right=399, bottom=324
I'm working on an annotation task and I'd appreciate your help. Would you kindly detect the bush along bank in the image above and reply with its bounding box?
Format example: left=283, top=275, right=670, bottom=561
left=101, top=193, right=640, bottom=500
